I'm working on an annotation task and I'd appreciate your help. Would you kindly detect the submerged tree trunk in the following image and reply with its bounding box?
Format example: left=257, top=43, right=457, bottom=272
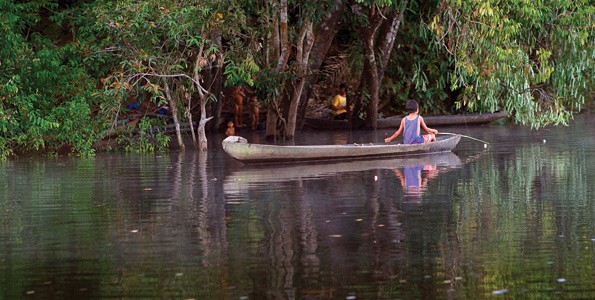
left=163, top=78, right=185, bottom=150
left=266, top=0, right=290, bottom=140
left=193, top=47, right=213, bottom=151
left=184, top=90, right=197, bottom=146
left=286, top=21, right=314, bottom=138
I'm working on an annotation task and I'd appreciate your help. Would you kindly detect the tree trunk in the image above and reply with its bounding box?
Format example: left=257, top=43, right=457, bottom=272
left=296, top=0, right=345, bottom=130
left=184, top=91, right=198, bottom=146
left=193, top=47, right=213, bottom=151
left=360, top=14, right=382, bottom=129
left=286, top=21, right=314, bottom=138
left=266, top=0, right=290, bottom=140
left=210, top=38, right=224, bottom=132
left=376, top=6, right=407, bottom=84
left=357, top=4, right=407, bottom=129
left=265, top=104, right=278, bottom=139
left=163, top=78, right=185, bottom=150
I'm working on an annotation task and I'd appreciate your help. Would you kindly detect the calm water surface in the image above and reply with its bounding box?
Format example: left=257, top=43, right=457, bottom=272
left=1, top=115, right=593, bottom=299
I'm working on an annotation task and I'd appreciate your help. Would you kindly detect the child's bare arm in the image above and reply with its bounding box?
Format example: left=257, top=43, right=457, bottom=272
left=420, top=117, right=438, bottom=135
left=385, top=119, right=405, bottom=143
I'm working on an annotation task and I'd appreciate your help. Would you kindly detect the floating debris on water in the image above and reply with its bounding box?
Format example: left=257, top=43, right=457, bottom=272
left=492, top=289, right=508, bottom=295
left=226, top=201, right=244, bottom=205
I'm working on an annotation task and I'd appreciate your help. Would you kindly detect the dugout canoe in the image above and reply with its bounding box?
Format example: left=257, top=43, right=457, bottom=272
left=222, top=134, right=461, bottom=164
left=304, top=111, right=508, bottom=130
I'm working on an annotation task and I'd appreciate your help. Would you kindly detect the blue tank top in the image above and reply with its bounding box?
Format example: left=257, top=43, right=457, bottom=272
left=403, top=115, right=420, bottom=144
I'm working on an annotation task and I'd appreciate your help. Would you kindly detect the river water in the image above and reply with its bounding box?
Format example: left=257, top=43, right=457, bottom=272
left=1, top=114, right=593, bottom=299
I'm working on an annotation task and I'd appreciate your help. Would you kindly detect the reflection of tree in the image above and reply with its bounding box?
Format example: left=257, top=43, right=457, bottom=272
left=194, top=151, right=228, bottom=267
left=255, top=179, right=322, bottom=299
left=366, top=169, right=407, bottom=280
left=452, top=143, right=592, bottom=295
left=295, top=181, right=320, bottom=286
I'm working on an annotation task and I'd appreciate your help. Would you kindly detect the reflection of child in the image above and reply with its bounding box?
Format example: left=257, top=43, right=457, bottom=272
left=384, top=99, right=437, bottom=144
left=225, top=121, right=235, bottom=136
left=393, top=165, right=439, bottom=203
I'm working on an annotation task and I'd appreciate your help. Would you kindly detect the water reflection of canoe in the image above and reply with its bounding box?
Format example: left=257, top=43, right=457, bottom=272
left=223, top=152, right=461, bottom=192
left=304, top=111, right=508, bottom=130
left=222, top=134, right=461, bottom=164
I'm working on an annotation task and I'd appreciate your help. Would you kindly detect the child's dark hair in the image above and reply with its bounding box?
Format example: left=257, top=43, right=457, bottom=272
left=405, top=99, right=419, bottom=113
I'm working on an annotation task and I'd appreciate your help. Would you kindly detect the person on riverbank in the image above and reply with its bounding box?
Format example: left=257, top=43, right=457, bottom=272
left=248, top=94, right=259, bottom=130
left=384, top=99, right=438, bottom=144
left=225, top=120, right=235, bottom=136
left=231, top=86, right=246, bottom=128
left=330, top=83, right=349, bottom=120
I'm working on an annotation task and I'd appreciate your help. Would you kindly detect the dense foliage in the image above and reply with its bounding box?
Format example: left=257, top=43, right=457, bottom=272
left=430, top=0, right=594, bottom=127
left=0, top=0, right=592, bottom=158
left=0, top=0, right=104, bottom=159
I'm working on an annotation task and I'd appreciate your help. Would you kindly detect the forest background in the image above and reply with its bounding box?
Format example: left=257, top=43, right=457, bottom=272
left=0, top=0, right=592, bottom=158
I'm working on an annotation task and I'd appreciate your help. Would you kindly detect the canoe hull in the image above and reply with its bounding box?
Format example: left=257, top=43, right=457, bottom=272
left=222, top=134, right=461, bottom=163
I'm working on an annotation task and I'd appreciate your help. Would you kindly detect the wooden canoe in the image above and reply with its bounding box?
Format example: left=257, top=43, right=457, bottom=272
left=222, top=134, right=461, bottom=163
left=304, top=111, right=508, bottom=130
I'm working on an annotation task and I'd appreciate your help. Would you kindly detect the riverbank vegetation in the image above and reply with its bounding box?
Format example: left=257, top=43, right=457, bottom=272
left=0, top=0, right=592, bottom=158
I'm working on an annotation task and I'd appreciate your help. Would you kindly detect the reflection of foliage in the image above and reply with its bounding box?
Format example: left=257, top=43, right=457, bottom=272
left=452, top=143, right=591, bottom=296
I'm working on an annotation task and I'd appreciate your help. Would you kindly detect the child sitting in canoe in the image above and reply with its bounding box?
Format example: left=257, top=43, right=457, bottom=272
left=384, top=99, right=438, bottom=144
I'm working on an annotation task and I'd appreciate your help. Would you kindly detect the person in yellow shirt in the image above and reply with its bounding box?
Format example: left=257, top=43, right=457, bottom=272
left=330, top=83, right=348, bottom=120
